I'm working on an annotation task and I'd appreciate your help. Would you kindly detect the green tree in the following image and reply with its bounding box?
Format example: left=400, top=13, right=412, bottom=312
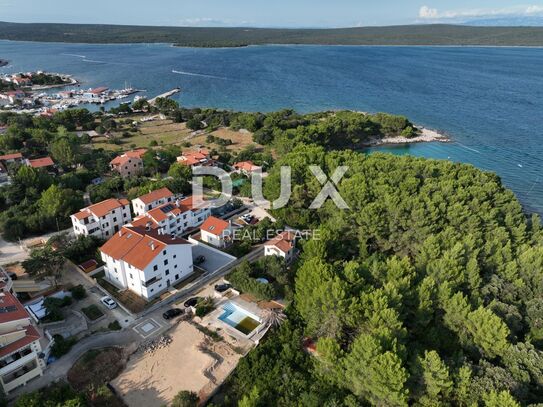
left=171, top=390, right=198, bottom=407
left=22, top=246, right=65, bottom=287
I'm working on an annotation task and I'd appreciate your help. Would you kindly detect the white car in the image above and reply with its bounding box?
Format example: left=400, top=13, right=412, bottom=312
left=100, top=296, right=117, bottom=310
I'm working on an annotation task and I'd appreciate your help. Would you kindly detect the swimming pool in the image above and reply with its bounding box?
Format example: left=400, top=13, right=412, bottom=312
left=218, top=302, right=261, bottom=335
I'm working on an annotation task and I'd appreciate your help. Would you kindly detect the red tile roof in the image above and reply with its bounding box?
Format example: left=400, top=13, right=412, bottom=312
left=0, top=153, right=23, bottom=161
left=234, top=161, right=261, bottom=172
left=100, top=227, right=190, bottom=270
left=265, top=231, right=296, bottom=253
left=125, top=149, right=147, bottom=159
left=0, top=292, right=30, bottom=324
left=200, top=216, right=229, bottom=236
left=28, top=157, right=54, bottom=168
left=136, top=187, right=174, bottom=205
left=74, top=198, right=129, bottom=219
left=0, top=325, right=41, bottom=358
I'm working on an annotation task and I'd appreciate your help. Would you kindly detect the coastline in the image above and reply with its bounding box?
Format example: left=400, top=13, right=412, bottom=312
left=0, top=59, right=8, bottom=67
left=365, top=126, right=450, bottom=147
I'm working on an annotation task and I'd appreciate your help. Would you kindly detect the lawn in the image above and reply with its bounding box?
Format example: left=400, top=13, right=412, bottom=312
left=90, top=118, right=261, bottom=154
left=81, top=304, right=104, bottom=321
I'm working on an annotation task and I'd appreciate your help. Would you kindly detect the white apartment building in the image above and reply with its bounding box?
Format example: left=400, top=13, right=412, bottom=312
left=100, top=226, right=194, bottom=300
left=0, top=292, right=45, bottom=394
left=71, top=198, right=132, bottom=239
left=131, top=196, right=211, bottom=237
left=132, top=187, right=175, bottom=217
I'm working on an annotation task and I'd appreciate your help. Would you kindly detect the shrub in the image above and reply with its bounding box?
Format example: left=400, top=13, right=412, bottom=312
left=69, top=285, right=86, bottom=300
left=51, top=335, right=77, bottom=358
left=195, top=297, right=215, bottom=318
left=149, top=140, right=158, bottom=147
left=108, top=320, right=122, bottom=331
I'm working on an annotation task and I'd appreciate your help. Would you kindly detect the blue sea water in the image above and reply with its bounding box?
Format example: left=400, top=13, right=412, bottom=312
left=0, top=41, right=542, bottom=214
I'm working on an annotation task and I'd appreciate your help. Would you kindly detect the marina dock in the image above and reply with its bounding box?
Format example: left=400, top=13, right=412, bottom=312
left=149, top=87, right=181, bottom=104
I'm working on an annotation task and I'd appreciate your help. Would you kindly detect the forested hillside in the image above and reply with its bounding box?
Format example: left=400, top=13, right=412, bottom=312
left=1, top=22, right=543, bottom=47
left=218, top=145, right=543, bottom=406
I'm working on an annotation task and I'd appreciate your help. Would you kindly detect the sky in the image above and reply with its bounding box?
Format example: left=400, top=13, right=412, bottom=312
left=1, top=0, right=543, bottom=27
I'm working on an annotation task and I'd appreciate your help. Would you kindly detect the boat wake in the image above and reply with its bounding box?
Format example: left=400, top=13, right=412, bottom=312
left=172, top=69, right=226, bottom=80
left=82, top=59, right=107, bottom=64
left=61, top=53, right=86, bottom=58
left=456, top=142, right=481, bottom=154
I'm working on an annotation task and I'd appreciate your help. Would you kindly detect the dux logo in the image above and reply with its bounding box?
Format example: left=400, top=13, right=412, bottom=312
left=191, top=165, right=349, bottom=210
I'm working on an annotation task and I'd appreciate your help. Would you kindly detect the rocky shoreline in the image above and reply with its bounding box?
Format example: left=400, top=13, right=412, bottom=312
left=0, top=59, right=8, bottom=67
left=366, top=126, right=450, bottom=147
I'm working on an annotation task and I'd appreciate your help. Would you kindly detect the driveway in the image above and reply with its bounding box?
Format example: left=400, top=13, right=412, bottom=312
left=191, top=243, right=236, bottom=274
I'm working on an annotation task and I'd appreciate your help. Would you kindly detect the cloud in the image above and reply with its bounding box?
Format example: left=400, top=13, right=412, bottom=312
left=418, top=4, right=543, bottom=21
left=177, top=17, right=251, bottom=27
left=419, top=6, right=438, bottom=19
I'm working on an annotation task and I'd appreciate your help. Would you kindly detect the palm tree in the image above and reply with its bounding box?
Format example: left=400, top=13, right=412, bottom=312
left=264, top=308, right=286, bottom=329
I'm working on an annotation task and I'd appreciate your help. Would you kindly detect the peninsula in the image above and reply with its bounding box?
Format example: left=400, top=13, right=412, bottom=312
left=1, top=21, right=543, bottom=47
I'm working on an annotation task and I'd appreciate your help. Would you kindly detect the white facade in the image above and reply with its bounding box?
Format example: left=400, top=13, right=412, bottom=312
left=132, top=191, right=175, bottom=217
left=71, top=199, right=132, bottom=240
left=100, top=229, right=195, bottom=300
left=264, top=245, right=294, bottom=261
left=0, top=293, right=45, bottom=395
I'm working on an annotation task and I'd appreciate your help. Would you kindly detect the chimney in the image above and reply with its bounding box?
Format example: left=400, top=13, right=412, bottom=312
left=146, top=222, right=151, bottom=232
left=150, top=242, right=155, bottom=251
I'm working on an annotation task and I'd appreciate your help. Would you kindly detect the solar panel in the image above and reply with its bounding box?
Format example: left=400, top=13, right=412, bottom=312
left=160, top=204, right=174, bottom=213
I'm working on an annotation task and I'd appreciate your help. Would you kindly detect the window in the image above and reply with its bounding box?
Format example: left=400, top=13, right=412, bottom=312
left=165, top=270, right=170, bottom=275
left=129, top=274, right=133, bottom=279
left=163, top=250, right=167, bottom=256
left=153, top=265, right=158, bottom=271
left=164, top=259, right=168, bottom=266
left=174, top=264, right=178, bottom=269
left=113, top=217, right=117, bottom=222
left=173, top=255, right=177, bottom=259
left=175, top=274, right=179, bottom=280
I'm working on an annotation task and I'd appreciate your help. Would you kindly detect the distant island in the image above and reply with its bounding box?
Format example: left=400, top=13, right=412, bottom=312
left=1, top=21, right=543, bottom=47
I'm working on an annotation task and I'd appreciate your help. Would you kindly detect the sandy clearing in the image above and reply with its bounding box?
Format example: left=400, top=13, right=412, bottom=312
left=112, top=321, right=241, bottom=407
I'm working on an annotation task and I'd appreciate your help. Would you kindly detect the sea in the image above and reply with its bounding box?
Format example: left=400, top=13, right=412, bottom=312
left=0, top=41, right=542, bottom=214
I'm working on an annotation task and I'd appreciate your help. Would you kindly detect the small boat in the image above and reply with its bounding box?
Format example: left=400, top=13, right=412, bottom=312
left=518, top=164, right=523, bottom=168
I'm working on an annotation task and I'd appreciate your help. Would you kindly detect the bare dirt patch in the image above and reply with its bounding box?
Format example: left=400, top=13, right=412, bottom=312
left=112, top=322, right=241, bottom=407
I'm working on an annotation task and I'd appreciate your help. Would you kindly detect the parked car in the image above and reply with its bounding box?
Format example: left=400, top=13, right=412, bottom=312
left=100, top=296, right=117, bottom=310
left=162, top=308, right=184, bottom=320
left=183, top=297, right=200, bottom=308
left=194, top=255, right=206, bottom=265
left=214, top=283, right=231, bottom=293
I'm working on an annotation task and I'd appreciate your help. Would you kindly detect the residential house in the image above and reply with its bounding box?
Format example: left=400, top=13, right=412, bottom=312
left=176, top=148, right=215, bottom=168
left=110, top=149, right=146, bottom=178
left=26, top=157, right=55, bottom=170
left=199, top=216, right=234, bottom=248
left=233, top=160, right=262, bottom=175
left=0, top=153, right=24, bottom=165
left=0, top=292, right=45, bottom=395
left=131, top=196, right=211, bottom=237
left=100, top=226, right=194, bottom=300
left=264, top=231, right=297, bottom=263
left=71, top=198, right=132, bottom=239
left=132, top=187, right=175, bottom=217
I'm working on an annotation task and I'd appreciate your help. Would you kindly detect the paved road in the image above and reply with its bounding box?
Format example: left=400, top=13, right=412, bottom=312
left=9, top=329, right=139, bottom=399
left=7, top=241, right=264, bottom=400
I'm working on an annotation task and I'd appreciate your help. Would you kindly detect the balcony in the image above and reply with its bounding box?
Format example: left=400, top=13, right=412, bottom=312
left=141, top=276, right=162, bottom=288
left=2, top=359, right=41, bottom=393
left=0, top=347, right=33, bottom=371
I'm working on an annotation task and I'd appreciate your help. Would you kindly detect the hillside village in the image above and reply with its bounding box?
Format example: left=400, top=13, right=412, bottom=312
left=0, top=98, right=300, bottom=406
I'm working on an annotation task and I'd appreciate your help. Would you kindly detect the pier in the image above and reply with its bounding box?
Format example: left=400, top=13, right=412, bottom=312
left=149, top=87, right=181, bottom=105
